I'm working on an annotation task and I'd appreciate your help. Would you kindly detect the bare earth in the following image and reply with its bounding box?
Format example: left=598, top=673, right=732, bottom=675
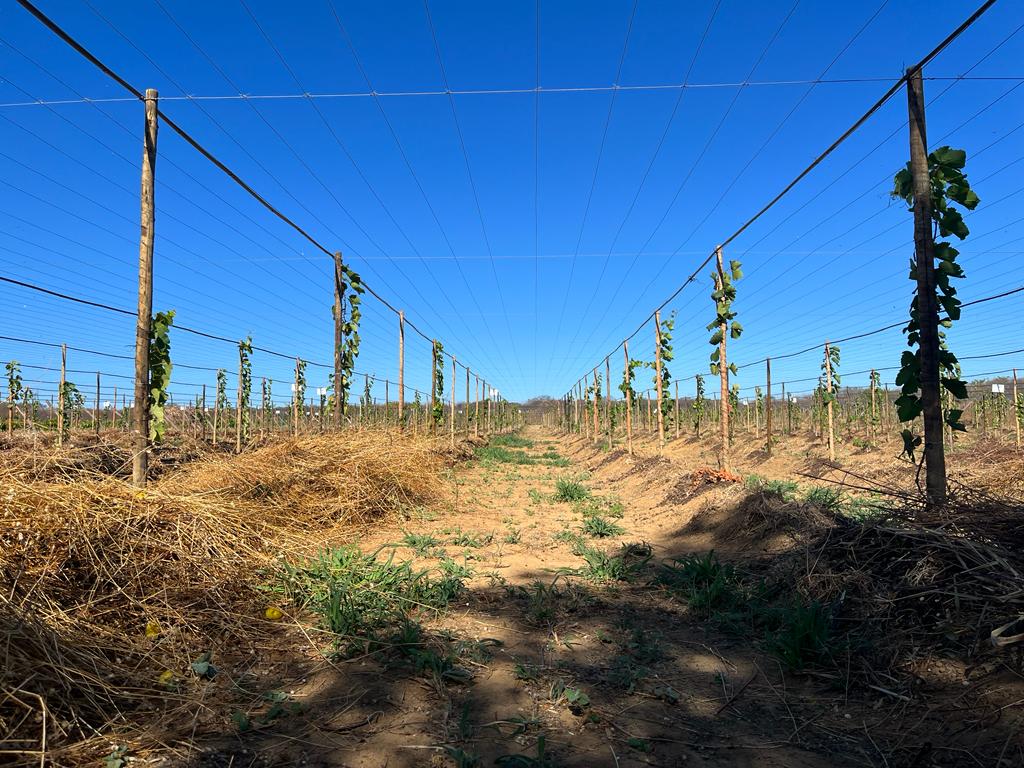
left=185, top=425, right=1021, bottom=768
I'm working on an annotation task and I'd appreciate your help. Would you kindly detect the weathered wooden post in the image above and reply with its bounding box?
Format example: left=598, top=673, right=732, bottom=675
left=713, top=245, right=731, bottom=471
left=623, top=341, right=633, bottom=456
left=132, top=88, right=158, bottom=486
left=824, top=342, right=836, bottom=462
left=605, top=356, right=612, bottom=447
left=765, top=358, right=772, bottom=456
left=397, top=311, right=405, bottom=426
left=654, top=311, right=665, bottom=450
left=430, top=340, right=438, bottom=435
left=235, top=345, right=244, bottom=453
left=1014, top=368, right=1020, bottom=450
left=293, top=357, right=300, bottom=437
left=333, top=252, right=345, bottom=429
left=56, top=343, right=66, bottom=446
left=907, top=66, right=947, bottom=502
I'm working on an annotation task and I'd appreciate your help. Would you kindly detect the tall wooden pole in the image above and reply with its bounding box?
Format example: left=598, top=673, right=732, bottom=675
left=1013, top=368, right=1020, bottom=450
left=714, top=245, right=730, bottom=471
left=463, top=366, right=469, bottom=435
left=486, top=381, right=492, bottom=434
left=450, top=356, right=456, bottom=447
left=474, top=376, right=480, bottom=437
left=293, top=358, right=300, bottom=437
left=783, top=382, right=789, bottom=435
left=654, top=311, right=665, bottom=450
left=56, top=343, right=66, bottom=446
left=397, top=311, right=405, bottom=426
left=907, top=67, right=946, bottom=502
left=430, top=340, right=438, bottom=435
left=824, top=342, right=836, bottom=462
left=591, top=367, right=600, bottom=444
left=333, top=252, right=345, bottom=429
left=605, top=356, right=612, bottom=447
left=132, top=88, right=158, bottom=486
left=869, top=369, right=877, bottom=442
left=94, top=371, right=101, bottom=435
left=765, top=358, right=772, bottom=456
left=235, top=345, right=244, bottom=453
left=259, top=379, right=266, bottom=438
left=623, top=341, right=633, bottom=456
left=674, top=379, right=680, bottom=440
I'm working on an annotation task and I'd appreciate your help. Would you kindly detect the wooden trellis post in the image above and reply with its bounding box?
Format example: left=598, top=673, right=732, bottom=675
left=132, top=88, right=158, bottom=486
left=293, top=357, right=300, bottom=437
left=397, top=311, right=405, bottom=426
left=591, top=366, right=600, bottom=444
left=259, top=379, right=265, bottom=438
left=94, top=371, right=100, bottom=435
left=450, top=356, right=456, bottom=447
left=714, top=245, right=731, bottom=471
left=674, top=379, right=680, bottom=440
left=430, top=340, right=438, bottom=435
left=235, top=345, right=243, bottom=453
left=1014, top=368, right=1020, bottom=450
left=605, top=356, right=612, bottom=447
left=474, top=375, right=480, bottom=437
left=486, top=381, right=492, bottom=434
left=654, top=311, right=665, bottom=450
left=907, top=66, right=947, bottom=501
left=623, top=341, right=633, bottom=456
left=824, top=342, right=836, bottom=462
left=333, top=252, right=344, bottom=429
left=765, top=358, right=772, bottom=456
left=56, top=343, right=66, bottom=446
left=782, top=382, right=789, bottom=435
left=465, top=365, right=470, bottom=435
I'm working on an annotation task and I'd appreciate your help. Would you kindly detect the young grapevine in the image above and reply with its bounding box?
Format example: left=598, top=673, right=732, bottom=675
left=891, top=145, right=978, bottom=460
left=148, top=310, right=175, bottom=443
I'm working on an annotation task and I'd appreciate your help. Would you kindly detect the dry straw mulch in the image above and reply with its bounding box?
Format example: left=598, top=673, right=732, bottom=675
left=0, top=429, right=444, bottom=766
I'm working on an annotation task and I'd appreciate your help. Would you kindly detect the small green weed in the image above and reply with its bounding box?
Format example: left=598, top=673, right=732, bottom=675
left=803, top=485, right=843, bottom=512
left=274, top=546, right=462, bottom=654
left=572, top=542, right=651, bottom=582
left=553, top=477, right=590, bottom=502
left=475, top=446, right=536, bottom=465
left=440, top=557, right=475, bottom=580
left=491, top=433, right=534, bottom=448
left=659, top=551, right=740, bottom=616
left=581, top=514, right=624, bottom=538
left=745, top=474, right=798, bottom=502
left=764, top=599, right=834, bottom=671
left=495, top=735, right=558, bottom=767
left=400, top=531, right=440, bottom=556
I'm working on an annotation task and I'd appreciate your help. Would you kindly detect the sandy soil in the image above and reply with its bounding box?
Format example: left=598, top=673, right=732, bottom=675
left=178, top=425, right=1022, bottom=768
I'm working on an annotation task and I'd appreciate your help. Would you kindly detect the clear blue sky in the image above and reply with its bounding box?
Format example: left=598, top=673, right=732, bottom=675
left=1, top=0, right=1022, bottom=406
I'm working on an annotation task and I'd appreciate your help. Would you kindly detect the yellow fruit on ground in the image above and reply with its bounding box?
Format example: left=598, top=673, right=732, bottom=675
left=264, top=606, right=284, bottom=621
left=145, top=620, right=160, bottom=639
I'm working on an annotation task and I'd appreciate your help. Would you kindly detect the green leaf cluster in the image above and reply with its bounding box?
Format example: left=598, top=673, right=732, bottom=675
left=294, top=360, right=308, bottom=410
left=432, top=340, right=445, bottom=426
left=148, top=310, right=175, bottom=443
left=652, top=311, right=675, bottom=424
left=691, top=374, right=706, bottom=434
left=334, top=262, right=364, bottom=415
left=708, top=260, right=742, bottom=375
left=238, top=336, right=253, bottom=442
left=891, top=146, right=977, bottom=460
left=5, top=360, right=23, bottom=405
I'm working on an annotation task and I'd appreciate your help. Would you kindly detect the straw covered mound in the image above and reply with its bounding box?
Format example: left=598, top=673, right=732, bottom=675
left=0, top=429, right=443, bottom=765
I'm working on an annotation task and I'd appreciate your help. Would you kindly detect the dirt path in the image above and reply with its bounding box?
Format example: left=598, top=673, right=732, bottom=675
left=192, top=427, right=1016, bottom=768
